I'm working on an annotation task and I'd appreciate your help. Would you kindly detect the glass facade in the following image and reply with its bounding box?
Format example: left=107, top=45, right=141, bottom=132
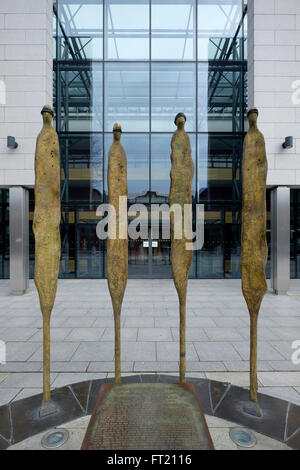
left=0, top=190, right=9, bottom=279
left=38, top=0, right=245, bottom=279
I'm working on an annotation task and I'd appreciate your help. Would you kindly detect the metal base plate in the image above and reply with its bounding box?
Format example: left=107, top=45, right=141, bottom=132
left=81, top=383, right=214, bottom=450
left=243, top=400, right=263, bottom=418
left=39, top=400, right=57, bottom=418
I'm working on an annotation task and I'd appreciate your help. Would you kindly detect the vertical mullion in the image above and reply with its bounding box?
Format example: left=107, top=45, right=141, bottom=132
left=102, top=0, right=106, bottom=278
left=195, top=0, right=199, bottom=279
left=149, top=0, right=152, bottom=277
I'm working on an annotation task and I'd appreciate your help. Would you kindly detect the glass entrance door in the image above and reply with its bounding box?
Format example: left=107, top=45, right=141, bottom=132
left=76, top=224, right=104, bottom=278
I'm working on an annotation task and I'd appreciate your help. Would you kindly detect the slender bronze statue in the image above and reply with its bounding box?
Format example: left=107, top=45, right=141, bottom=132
left=169, top=113, right=194, bottom=383
left=107, top=123, right=128, bottom=384
left=241, top=107, right=268, bottom=417
left=33, top=105, right=61, bottom=417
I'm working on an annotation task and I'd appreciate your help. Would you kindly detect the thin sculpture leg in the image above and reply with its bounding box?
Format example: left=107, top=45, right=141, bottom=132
left=241, top=107, right=268, bottom=417
left=33, top=105, right=61, bottom=417
left=107, top=123, right=128, bottom=384
left=169, top=113, right=194, bottom=383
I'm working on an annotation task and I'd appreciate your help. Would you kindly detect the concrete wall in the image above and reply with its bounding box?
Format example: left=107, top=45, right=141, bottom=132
left=0, top=0, right=53, bottom=187
left=248, top=0, right=300, bottom=187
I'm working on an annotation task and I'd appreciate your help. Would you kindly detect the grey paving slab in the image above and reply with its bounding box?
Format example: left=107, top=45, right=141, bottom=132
left=0, top=388, right=20, bottom=406
left=232, top=341, right=286, bottom=361
left=88, top=362, right=134, bottom=372
left=269, top=328, right=300, bottom=340
left=238, top=327, right=281, bottom=341
left=29, top=342, right=80, bottom=362
left=13, top=388, right=43, bottom=401
left=124, top=317, right=155, bottom=327
left=258, top=386, right=300, bottom=406
left=122, top=342, right=156, bottom=362
left=50, top=362, right=89, bottom=372
left=55, top=308, right=90, bottom=317
left=0, top=373, right=8, bottom=384
left=204, top=328, right=244, bottom=341
left=171, top=327, right=208, bottom=342
left=71, top=342, right=114, bottom=362
left=138, top=328, right=172, bottom=342
left=65, top=328, right=105, bottom=342
left=258, top=372, right=300, bottom=387
left=268, top=361, right=300, bottom=371
left=102, top=328, right=138, bottom=341
left=269, top=342, right=297, bottom=361
left=133, top=361, right=179, bottom=372
left=271, top=317, right=300, bottom=327
left=6, top=342, right=41, bottom=362
left=186, top=361, right=226, bottom=372
left=28, top=328, right=72, bottom=342
left=51, top=372, right=107, bottom=389
left=0, top=362, right=42, bottom=372
left=192, top=308, right=223, bottom=318
left=92, top=317, right=125, bottom=327
left=0, top=328, right=38, bottom=342
left=212, top=317, right=247, bottom=328
left=223, top=361, right=273, bottom=372
left=0, top=373, right=57, bottom=388
left=1, top=317, right=37, bottom=327
left=156, top=342, right=198, bottom=361
left=194, top=342, right=242, bottom=361
left=62, top=317, right=96, bottom=328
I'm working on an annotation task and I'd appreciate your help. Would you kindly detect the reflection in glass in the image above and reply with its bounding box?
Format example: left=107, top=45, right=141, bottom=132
left=291, top=189, right=300, bottom=279
left=152, top=63, right=196, bottom=132
left=152, top=0, right=195, bottom=60
left=0, top=190, right=9, bottom=279
left=151, top=134, right=196, bottom=201
left=60, top=134, right=103, bottom=204
left=198, top=134, right=242, bottom=203
left=197, top=207, right=223, bottom=279
left=199, top=63, right=245, bottom=133
left=105, top=63, right=150, bottom=132
left=198, top=0, right=243, bottom=61
left=105, top=0, right=149, bottom=59
left=56, top=63, right=103, bottom=132
left=104, top=134, right=149, bottom=203
left=58, top=0, right=103, bottom=60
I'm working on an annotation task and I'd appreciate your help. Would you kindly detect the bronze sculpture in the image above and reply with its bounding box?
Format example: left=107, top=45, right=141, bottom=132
left=33, top=105, right=61, bottom=417
left=169, top=113, right=194, bottom=383
left=107, top=123, right=128, bottom=383
left=241, top=107, right=268, bottom=417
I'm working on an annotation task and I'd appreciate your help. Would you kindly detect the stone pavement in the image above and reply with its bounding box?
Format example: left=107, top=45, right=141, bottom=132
left=7, top=415, right=291, bottom=451
left=0, top=279, right=300, bottom=406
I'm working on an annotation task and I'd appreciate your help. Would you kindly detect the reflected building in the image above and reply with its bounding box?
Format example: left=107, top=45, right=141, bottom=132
left=52, top=0, right=247, bottom=280
left=1, top=0, right=299, bottom=285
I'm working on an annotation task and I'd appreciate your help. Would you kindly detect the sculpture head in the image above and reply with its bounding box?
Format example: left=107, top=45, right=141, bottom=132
left=247, top=107, right=259, bottom=127
left=113, top=123, right=122, bottom=141
left=174, top=112, right=186, bottom=130
left=41, top=105, right=54, bottom=125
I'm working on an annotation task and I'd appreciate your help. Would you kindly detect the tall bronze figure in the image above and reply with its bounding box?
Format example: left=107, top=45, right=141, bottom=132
left=107, top=123, right=128, bottom=384
left=170, top=113, right=194, bottom=383
left=241, top=107, right=268, bottom=417
left=33, top=105, right=61, bottom=417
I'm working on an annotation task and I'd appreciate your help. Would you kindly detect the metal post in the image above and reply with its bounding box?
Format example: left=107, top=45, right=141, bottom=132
left=271, top=187, right=290, bottom=295
left=9, top=187, right=29, bottom=295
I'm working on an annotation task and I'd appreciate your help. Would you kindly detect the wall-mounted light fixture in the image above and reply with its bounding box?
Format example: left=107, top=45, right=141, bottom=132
left=7, top=136, right=18, bottom=149
left=282, top=136, right=293, bottom=149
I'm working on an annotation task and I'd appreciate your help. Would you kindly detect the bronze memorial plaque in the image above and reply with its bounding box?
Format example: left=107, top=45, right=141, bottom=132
left=81, top=383, right=214, bottom=450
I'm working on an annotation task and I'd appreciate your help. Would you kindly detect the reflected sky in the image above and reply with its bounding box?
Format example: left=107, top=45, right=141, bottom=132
left=57, top=0, right=245, bottom=61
